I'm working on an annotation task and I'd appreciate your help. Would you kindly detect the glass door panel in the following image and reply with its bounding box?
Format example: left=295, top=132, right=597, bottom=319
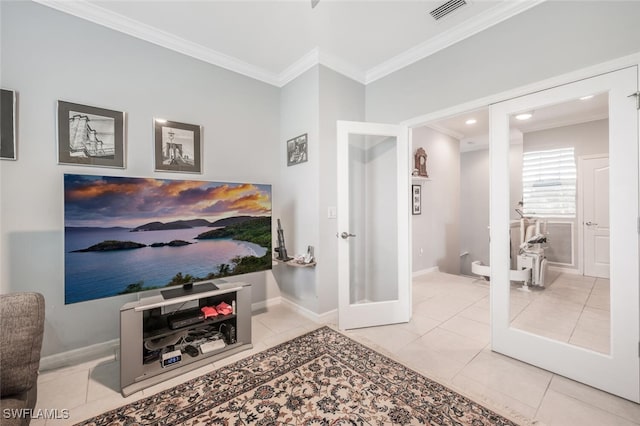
left=348, top=134, right=399, bottom=305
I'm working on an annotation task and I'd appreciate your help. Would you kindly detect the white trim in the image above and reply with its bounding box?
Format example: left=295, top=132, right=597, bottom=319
left=40, top=339, right=119, bottom=371
left=401, top=53, right=640, bottom=129
left=548, top=265, right=580, bottom=275
left=33, top=0, right=281, bottom=87
left=251, top=296, right=282, bottom=312
left=279, top=297, right=337, bottom=324
left=412, top=266, right=440, bottom=278
left=278, top=48, right=321, bottom=87
left=425, top=123, right=465, bottom=140
left=365, top=0, right=546, bottom=84
left=34, top=0, right=543, bottom=89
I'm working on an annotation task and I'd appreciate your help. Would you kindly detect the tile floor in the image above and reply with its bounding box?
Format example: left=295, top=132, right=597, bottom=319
left=510, top=270, right=611, bottom=354
left=33, top=271, right=639, bottom=425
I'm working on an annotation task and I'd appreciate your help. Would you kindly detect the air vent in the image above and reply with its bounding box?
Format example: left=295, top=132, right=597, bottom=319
left=430, top=0, right=468, bottom=21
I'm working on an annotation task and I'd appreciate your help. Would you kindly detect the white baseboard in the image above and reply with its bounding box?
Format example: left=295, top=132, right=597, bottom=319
left=251, top=296, right=282, bottom=312
left=549, top=265, right=580, bottom=275
left=40, top=339, right=119, bottom=371
left=279, top=297, right=337, bottom=324
left=412, top=266, right=439, bottom=278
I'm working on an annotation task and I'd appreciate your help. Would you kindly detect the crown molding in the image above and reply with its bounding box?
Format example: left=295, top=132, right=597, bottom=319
left=425, top=123, right=465, bottom=140
left=33, top=0, right=281, bottom=87
left=277, top=48, right=321, bottom=86
left=34, top=0, right=544, bottom=89
left=365, top=0, right=547, bottom=84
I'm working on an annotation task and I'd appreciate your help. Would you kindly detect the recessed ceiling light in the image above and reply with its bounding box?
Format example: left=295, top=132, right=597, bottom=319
left=515, top=113, right=533, bottom=121
left=155, top=118, right=167, bottom=123
left=465, top=118, right=477, bottom=125
left=579, top=95, right=594, bottom=100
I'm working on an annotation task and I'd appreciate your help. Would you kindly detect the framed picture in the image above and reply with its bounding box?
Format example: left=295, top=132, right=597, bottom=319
left=1, top=89, right=17, bottom=160
left=154, top=118, right=202, bottom=173
left=412, top=184, right=421, bottom=215
left=57, top=100, right=125, bottom=168
left=287, top=133, right=308, bottom=166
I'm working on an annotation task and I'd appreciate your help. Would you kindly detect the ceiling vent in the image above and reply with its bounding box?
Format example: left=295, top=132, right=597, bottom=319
left=429, top=0, right=468, bottom=21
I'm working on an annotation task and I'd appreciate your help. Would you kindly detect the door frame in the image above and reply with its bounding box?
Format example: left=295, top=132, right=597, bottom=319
left=400, top=53, right=640, bottom=402
left=336, top=121, right=412, bottom=330
left=490, top=66, right=638, bottom=402
left=577, top=153, right=610, bottom=277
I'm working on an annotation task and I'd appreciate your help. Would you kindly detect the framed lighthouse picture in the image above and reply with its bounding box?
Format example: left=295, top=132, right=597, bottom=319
left=57, top=100, right=126, bottom=168
left=153, top=118, right=202, bottom=173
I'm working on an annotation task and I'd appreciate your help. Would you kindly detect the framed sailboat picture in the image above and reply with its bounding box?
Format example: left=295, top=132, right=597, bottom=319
left=57, top=101, right=126, bottom=168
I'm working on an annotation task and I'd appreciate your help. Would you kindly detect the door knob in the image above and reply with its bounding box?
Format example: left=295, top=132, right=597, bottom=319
left=339, top=232, right=356, bottom=239
left=585, top=221, right=598, bottom=226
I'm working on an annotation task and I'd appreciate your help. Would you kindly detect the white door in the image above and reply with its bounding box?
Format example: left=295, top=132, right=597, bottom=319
left=490, top=67, right=639, bottom=402
left=336, top=121, right=411, bottom=330
left=582, top=155, right=610, bottom=278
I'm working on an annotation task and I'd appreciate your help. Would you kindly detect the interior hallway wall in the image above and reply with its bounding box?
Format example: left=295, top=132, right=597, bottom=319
left=411, top=127, right=460, bottom=274
left=0, top=1, right=281, bottom=359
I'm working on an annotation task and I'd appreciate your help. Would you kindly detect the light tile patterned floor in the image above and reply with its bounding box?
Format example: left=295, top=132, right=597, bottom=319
left=33, top=271, right=639, bottom=425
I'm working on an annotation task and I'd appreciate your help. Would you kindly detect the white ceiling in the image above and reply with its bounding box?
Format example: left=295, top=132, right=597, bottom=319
left=35, top=0, right=545, bottom=87
left=430, top=92, right=609, bottom=152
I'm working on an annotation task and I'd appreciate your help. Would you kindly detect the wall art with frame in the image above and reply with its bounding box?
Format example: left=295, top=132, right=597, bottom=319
left=287, top=133, right=308, bottom=166
left=57, top=100, right=126, bottom=168
left=154, top=118, right=202, bottom=173
left=1, top=88, right=17, bottom=160
left=412, top=184, right=421, bottom=215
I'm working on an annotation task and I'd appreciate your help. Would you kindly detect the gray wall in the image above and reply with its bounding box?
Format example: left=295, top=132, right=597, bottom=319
left=0, top=2, right=281, bottom=357
left=275, top=66, right=320, bottom=313
left=366, top=1, right=640, bottom=124
left=317, top=66, right=365, bottom=313
left=411, top=127, right=460, bottom=274
left=275, top=65, right=365, bottom=315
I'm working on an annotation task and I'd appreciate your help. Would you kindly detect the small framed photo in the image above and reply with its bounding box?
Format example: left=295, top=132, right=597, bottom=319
left=412, top=184, right=421, bottom=215
left=154, top=118, right=202, bottom=173
left=1, top=88, right=17, bottom=160
left=287, top=133, right=308, bottom=166
left=57, top=100, right=125, bottom=168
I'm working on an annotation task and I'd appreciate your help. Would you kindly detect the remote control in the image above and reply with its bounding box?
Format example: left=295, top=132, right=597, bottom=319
left=183, top=345, right=199, bottom=357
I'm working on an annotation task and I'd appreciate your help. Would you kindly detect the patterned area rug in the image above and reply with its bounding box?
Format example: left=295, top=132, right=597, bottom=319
left=78, top=327, right=520, bottom=425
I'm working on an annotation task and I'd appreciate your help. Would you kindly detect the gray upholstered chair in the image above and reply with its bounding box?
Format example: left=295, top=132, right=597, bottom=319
left=0, top=292, right=45, bottom=426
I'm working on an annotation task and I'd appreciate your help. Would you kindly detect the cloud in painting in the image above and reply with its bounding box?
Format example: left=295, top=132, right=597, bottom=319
left=64, top=174, right=271, bottom=228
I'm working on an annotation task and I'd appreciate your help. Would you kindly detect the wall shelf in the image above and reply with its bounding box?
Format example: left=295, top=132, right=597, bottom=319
left=273, top=257, right=317, bottom=268
left=412, top=176, right=432, bottom=181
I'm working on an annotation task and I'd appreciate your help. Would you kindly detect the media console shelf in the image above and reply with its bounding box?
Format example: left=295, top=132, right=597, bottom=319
left=120, top=281, right=252, bottom=396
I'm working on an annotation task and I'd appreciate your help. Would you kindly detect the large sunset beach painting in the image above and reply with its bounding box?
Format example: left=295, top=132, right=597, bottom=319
left=64, top=174, right=272, bottom=304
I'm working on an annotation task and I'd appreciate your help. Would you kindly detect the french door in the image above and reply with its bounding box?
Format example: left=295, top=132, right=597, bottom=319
left=490, top=67, right=639, bottom=401
left=336, top=121, right=411, bottom=330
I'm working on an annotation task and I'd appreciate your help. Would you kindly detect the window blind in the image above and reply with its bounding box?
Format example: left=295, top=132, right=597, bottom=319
left=522, top=147, right=576, bottom=218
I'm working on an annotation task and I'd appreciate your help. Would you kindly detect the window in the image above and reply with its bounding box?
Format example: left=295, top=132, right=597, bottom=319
left=522, top=147, right=576, bottom=218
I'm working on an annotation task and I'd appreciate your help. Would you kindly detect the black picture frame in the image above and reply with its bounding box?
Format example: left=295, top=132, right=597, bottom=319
left=57, top=100, right=126, bottom=168
left=287, top=133, right=308, bottom=166
left=1, top=89, right=17, bottom=160
left=412, top=184, right=421, bottom=215
left=154, top=118, right=202, bottom=173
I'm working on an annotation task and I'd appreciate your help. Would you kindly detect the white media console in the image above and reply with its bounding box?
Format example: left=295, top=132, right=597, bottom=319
left=119, top=281, right=252, bottom=396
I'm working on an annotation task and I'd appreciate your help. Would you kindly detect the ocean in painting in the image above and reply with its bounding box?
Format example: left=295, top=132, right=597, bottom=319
left=64, top=226, right=267, bottom=304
